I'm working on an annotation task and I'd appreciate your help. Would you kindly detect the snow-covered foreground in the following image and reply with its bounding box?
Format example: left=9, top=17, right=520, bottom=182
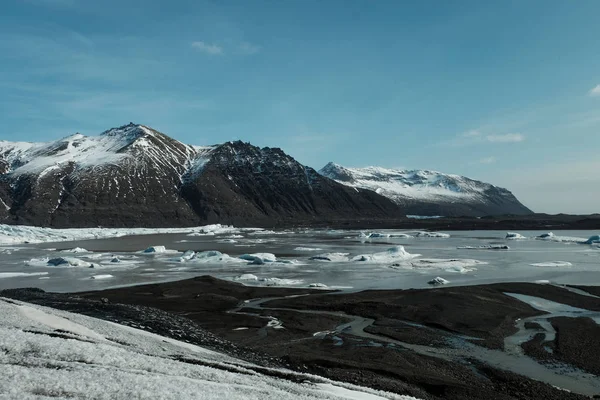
left=0, top=297, right=416, bottom=400
left=0, top=224, right=249, bottom=245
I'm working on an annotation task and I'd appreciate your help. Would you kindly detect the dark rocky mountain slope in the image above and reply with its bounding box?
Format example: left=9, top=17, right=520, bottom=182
left=0, top=124, right=403, bottom=227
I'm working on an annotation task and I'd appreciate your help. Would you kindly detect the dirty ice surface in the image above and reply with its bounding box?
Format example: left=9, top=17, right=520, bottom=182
left=0, top=297, right=415, bottom=400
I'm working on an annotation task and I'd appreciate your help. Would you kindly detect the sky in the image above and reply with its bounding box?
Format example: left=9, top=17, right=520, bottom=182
left=2, top=0, right=600, bottom=214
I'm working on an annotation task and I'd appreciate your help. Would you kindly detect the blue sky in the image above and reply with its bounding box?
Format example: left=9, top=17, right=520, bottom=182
left=2, top=0, right=600, bottom=214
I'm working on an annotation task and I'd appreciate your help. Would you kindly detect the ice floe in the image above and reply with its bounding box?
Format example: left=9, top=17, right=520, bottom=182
left=391, top=258, right=485, bottom=273
left=90, top=274, right=114, bottom=280
left=232, top=275, right=304, bottom=286
left=0, top=223, right=243, bottom=245
left=458, top=245, right=510, bottom=250
left=60, top=247, right=89, bottom=253
left=530, top=261, right=573, bottom=267
left=0, top=272, right=48, bottom=279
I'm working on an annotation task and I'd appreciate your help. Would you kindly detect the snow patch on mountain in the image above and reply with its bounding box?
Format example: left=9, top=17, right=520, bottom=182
left=319, top=162, right=531, bottom=216
left=320, top=162, right=489, bottom=201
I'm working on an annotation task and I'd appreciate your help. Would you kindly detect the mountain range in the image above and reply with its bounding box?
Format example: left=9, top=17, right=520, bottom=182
left=0, top=123, right=531, bottom=228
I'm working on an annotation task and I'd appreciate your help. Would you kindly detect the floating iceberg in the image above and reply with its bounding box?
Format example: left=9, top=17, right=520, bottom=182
left=413, top=231, right=450, bottom=238
left=391, top=258, right=484, bottom=273
left=47, top=257, right=94, bottom=268
left=353, top=246, right=419, bottom=263
left=506, top=232, right=526, bottom=240
left=239, top=253, right=277, bottom=264
left=141, top=246, right=178, bottom=254
left=427, top=277, right=449, bottom=285
left=584, top=235, right=600, bottom=245
left=535, top=232, right=587, bottom=243
left=308, top=283, right=329, bottom=288
left=310, top=253, right=350, bottom=262
left=61, top=247, right=89, bottom=253
left=234, top=274, right=259, bottom=281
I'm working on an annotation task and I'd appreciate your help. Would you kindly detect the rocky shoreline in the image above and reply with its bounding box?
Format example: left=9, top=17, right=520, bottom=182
left=3, top=277, right=600, bottom=399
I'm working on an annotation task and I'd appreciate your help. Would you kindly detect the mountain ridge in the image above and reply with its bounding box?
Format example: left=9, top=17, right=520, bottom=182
left=319, top=162, right=532, bottom=217
left=0, top=123, right=532, bottom=227
left=0, top=124, right=404, bottom=227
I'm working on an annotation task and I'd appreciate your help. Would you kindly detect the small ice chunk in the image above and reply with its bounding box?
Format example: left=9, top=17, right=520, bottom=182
left=47, top=257, right=93, bottom=268
left=91, top=274, right=114, bottom=280
left=530, top=261, right=573, bottom=267
left=308, top=283, right=328, bottom=288
left=260, top=277, right=304, bottom=286
left=584, top=235, right=600, bottom=245
left=310, top=252, right=350, bottom=262
left=266, top=317, right=284, bottom=329
left=234, top=274, right=259, bottom=281
left=180, top=250, right=196, bottom=261
left=414, top=231, right=450, bottom=238
left=352, top=246, right=419, bottom=263
left=61, top=247, right=88, bottom=253
left=142, top=246, right=167, bottom=253
left=458, top=245, right=509, bottom=250
left=428, top=277, right=449, bottom=285
left=239, top=253, right=277, bottom=264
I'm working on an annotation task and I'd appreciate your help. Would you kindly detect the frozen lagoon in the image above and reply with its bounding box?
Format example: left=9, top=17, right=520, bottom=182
left=0, top=227, right=599, bottom=293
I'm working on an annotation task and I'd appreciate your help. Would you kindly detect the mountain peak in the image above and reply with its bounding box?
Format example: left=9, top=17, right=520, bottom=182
left=100, top=123, right=151, bottom=142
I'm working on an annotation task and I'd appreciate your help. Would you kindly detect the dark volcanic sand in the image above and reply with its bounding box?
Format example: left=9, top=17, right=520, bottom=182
left=3, top=277, right=599, bottom=400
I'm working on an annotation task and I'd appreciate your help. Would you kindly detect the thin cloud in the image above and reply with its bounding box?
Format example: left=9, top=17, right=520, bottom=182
left=486, top=133, right=525, bottom=143
left=448, top=130, right=525, bottom=146
left=589, top=84, right=600, bottom=97
left=461, top=130, right=481, bottom=138
left=479, top=156, right=497, bottom=164
left=191, top=41, right=223, bottom=55
left=238, top=42, right=261, bottom=55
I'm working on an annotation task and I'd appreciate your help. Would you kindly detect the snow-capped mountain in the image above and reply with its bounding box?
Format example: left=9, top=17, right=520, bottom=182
left=0, top=124, right=401, bottom=227
left=319, top=163, right=532, bottom=217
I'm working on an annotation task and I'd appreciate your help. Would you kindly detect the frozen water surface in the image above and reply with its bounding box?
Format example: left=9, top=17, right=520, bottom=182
left=0, top=228, right=599, bottom=293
